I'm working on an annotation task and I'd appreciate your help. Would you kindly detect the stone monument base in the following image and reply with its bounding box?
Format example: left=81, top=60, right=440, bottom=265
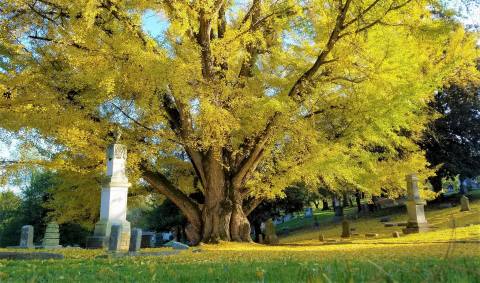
left=86, top=220, right=130, bottom=250
left=402, top=222, right=430, bottom=234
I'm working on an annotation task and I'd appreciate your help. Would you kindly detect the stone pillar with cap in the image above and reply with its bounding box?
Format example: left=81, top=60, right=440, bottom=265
left=402, top=174, right=429, bottom=234
left=87, top=137, right=131, bottom=250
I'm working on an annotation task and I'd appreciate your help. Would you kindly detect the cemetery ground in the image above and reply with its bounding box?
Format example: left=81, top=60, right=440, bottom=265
left=0, top=196, right=479, bottom=282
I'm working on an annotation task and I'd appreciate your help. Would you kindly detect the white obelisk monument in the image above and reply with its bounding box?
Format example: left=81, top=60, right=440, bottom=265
left=402, top=174, right=429, bottom=234
left=87, top=134, right=131, bottom=250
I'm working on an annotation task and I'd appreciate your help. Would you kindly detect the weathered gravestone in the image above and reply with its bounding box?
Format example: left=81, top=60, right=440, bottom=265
left=341, top=220, right=351, bottom=238
left=129, top=228, right=142, bottom=253
left=108, top=224, right=125, bottom=252
left=264, top=219, right=279, bottom=245
left=460, top=195, right=471, bottom=212
left=333, top=197, right=344, bottom=221
left=392, top=231, right=401, bottom=238
left=42, top=222, right=62, bottom=249
left=258, top=234, right=264, bottom=244
left=304, top=207, right=313, bottom=218
left=402, top=174, right=430, bottom=234
left=19, top=225, right=34, bottom=249
left=87, top=134, right=131, bottom=250
left=318, top=234, right=325, bottom=242
left=141, top=231, right=156, bottom=248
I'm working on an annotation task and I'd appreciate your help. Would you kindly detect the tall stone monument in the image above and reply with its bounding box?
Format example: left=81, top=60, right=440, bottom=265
left=87, top=133, right=131, bottom=250
left=402, top=174, right=429, bottom=234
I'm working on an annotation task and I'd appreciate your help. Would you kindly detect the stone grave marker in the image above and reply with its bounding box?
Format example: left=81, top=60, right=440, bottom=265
left=304, top=207, right=313, bottom=218
left=19, top=225, right=34, bottom=249
left=264, top=219, right=279, bottom=244
left=108, top=224, right=123, bottom=252
left=129, top=228, right=142, bottom=253
left=319, top=234, right=325, bottom=242
left=341, top=220, right=351, bottom=238
left=392, top=231, right=400, bottom=238
left=460, top=195, right=470, bottom=212
left=258, top=234, right=264, bottom=244
left=403, top=174, right=430, bottom=234
left=141, top=231, right=156, bottom=248
left=365, top=233, right=379, bottom=238
left=42, top=222, right=62, bottom=249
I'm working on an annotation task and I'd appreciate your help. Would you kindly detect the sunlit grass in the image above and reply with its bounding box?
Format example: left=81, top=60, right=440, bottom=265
left=0, top=198, right=479, bottom=282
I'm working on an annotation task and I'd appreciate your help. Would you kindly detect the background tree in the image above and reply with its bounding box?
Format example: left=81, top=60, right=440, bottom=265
left=421, top=72, right=480, bottom=192
left=0, top=0, right=477, bottom=243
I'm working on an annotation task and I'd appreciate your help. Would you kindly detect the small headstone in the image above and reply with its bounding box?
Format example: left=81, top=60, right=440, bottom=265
left=163, top=241, right=189, bottom=250
left=108, top=224, right=122, bottom=252
left=319, top=234, right=325, bottom=242
left=42, top=222, right=62, bottom=249
left=341, top=220, right=351, bottom=238
left=19, top=225, right=34, bottom=249
left=380, top=217, right=391, bottom=222
left=304, top=207, right=313, bottom=218
left=141, top=231, right=156, bottom=248
left=258, top=234, right=264, bottom=244
left=264, top=219, right=279, bottom=244
left=460, top=196, right=470, bottom=212
left=365, top=233, right=379, bottom=238
left=392, top=231, right=400, bottom=238
left=129, top=228, right=142, bottom=253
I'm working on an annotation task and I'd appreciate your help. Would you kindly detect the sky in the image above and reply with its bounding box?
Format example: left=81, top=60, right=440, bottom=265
left=1, top=1, right=479, bottom=193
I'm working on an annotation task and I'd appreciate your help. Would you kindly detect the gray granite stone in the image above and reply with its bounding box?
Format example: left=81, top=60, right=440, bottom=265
left=108, top=224, right=122, bottom=252
left=341, top=220, right=351, bottom=238
left=129, top=228, right=142, bottom=253
left=264, top=218, right=279, bottom=244
left=460, top=196, right=470, bottom=212
left=19, top=225, right=34, bottom=249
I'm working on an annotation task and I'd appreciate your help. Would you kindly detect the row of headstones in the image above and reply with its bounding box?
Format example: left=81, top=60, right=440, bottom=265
left=18, top=222, right=61, bottom=249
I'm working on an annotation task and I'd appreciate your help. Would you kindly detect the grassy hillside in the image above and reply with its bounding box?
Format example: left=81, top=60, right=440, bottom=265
left=0, top=195, right=479, bottom=282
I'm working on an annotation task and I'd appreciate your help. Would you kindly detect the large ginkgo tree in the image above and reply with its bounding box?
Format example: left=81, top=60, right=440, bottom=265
left=0, top=0, right=478, bottom=243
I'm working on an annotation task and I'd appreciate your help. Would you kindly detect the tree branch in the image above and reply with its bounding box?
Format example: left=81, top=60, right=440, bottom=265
left=287, top=0, right=352, bottom=99
left=142, top=166, right=202, bottom=229
left=232, top=112, right=280, bottom=189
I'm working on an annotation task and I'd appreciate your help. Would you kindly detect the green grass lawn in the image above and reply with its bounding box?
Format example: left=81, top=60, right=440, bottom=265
left=0, top=196, right=479, bottom=282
